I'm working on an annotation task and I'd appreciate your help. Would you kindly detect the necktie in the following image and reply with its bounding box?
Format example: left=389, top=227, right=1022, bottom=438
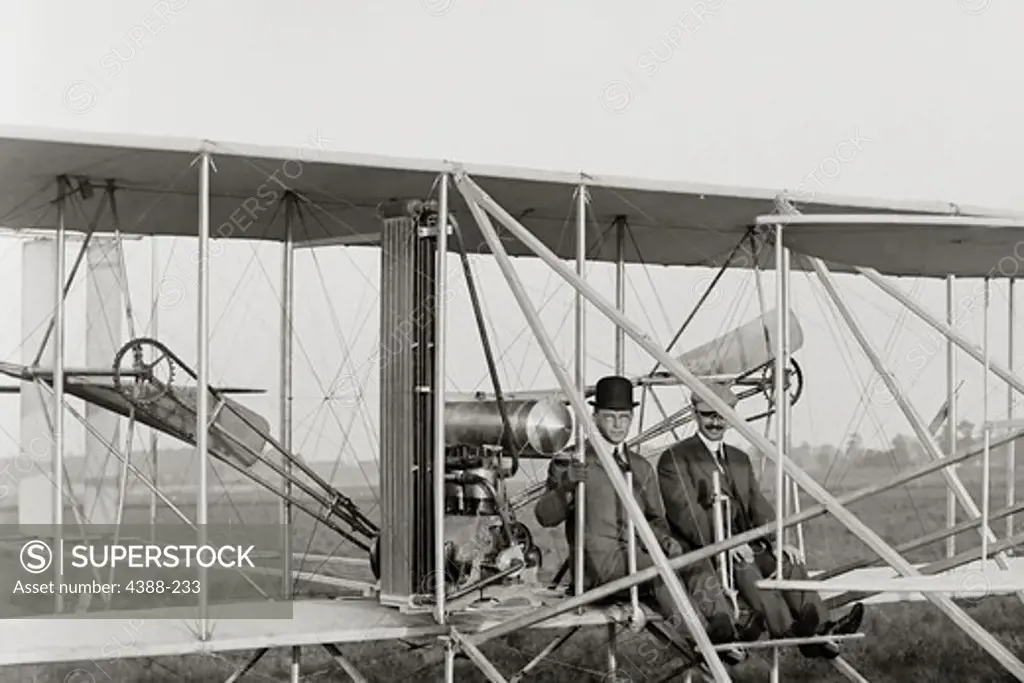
left=711, top=443, right=724, bottom=471
left=615, top=446, right=630, bottom=472
left=716, top=445, right=737, bottom=497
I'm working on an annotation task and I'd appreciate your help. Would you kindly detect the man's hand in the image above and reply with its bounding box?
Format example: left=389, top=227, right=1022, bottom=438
left=557, top=460, right=587, bottom=491
left=729, top=544, right=755, bottom=565
left=755, top=542, right=806, bottom=569
left=782, top=544, right=805, bottom=566
left=661, top=536, right=684, bottom=558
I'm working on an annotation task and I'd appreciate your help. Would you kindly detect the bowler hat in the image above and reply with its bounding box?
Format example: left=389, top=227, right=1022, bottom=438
left=589, top=375, right=638, bottom=410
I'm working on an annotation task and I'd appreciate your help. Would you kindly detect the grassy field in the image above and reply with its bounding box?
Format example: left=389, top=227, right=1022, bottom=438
left=5, top=459, right=1024, bottom=682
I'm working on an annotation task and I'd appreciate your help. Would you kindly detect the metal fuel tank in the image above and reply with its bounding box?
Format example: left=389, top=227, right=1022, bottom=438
left=444, top=397, right=574, bottom=455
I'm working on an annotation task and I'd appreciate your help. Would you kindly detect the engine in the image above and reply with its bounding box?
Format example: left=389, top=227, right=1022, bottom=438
left=443, top=397, right=572, bottom=517
left=436, top=397, right=571, bottom=592
left=370, top=396, right=573, bottom=595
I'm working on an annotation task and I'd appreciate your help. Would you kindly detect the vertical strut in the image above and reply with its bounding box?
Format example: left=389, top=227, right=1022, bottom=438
left=435, top=173, right=449, bottom=626
left=281, top=196, right=295, bottom=603
left=574, top=185, right=587, bottom=606
left=444, top=638, right=456, bottom=683
left=1008, top=278, right=1016, bottom=543
left=53, top=177, right=67, bottom=613
left=196, top=150, right=211, bottom=639
left=783, top=250, right=794, bottom=547
left=771, top=224, right=788, bottom=683
left=615, top=217, right=625, bottom=372
left=947, top=275, right=957, bottom=559
left=615, top=218, right=639, bottom=626
left=983, top=278, right=991, bottom=564
left=773, top=225, right=787, bottom=587
left=150, top=237, right=159, bottom=543
left=611, top=216, right=636, bottom=668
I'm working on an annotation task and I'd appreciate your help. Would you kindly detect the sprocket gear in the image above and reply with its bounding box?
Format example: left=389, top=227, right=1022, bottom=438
left=760, top=357, right=803, bottom=408
left=113, top=337, right=176, bottom=405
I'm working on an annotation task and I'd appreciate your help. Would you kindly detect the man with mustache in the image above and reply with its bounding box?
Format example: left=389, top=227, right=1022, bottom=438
left=656, top=381, right=864, bottom=659
left=535, top=375, right=745, bottom=665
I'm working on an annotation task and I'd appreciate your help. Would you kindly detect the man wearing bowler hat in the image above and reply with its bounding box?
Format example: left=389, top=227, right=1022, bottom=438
left=657, top=380, right=864, bottom=659
left=535, top=375, right=744, bottom=664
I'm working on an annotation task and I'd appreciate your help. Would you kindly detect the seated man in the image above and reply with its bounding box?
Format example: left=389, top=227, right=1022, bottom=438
left=535, top=375, right=744, bottom=665
left=657, top=381, right=864, bottom=659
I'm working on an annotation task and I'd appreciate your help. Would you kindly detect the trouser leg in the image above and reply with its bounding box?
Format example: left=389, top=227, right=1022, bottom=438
left=732, top=562, right=792, bottom=638
left=675, top=557, right=733, bottom=624
left=602, top=552, right=722, bottom=631
left=635, top=551, right=741, bottom=651
left=630, top=552, right=687, bottom=628
left=753, top=547, right=828, bottom=624
left=590, top=548, right=740, bottom=649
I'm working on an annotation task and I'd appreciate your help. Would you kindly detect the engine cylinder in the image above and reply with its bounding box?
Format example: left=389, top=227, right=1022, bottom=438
left=445, top=398, right=573, bottom=455
left=445, top=479, right=464, bottom=514
left=462, top=466, right=499, bottom=516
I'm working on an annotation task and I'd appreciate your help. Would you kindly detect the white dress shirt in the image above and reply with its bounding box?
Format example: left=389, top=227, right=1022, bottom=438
left=697, top=432, right=726, bottom=472
left=594, top=434, right=628, bottom=468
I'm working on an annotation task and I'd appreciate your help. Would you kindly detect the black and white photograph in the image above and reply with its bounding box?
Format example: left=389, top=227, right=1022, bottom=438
left=0, top=1, right=1021, bottom=680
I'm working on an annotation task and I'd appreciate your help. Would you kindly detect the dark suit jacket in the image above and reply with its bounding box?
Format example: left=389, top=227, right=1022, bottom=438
left=535, top=442, right=677, bottom=585
left=656, top=435, right=775, bottom=551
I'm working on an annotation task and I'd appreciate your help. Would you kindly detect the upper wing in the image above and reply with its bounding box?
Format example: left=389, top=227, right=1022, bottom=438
left=1, top=123, right=1020, bottom=277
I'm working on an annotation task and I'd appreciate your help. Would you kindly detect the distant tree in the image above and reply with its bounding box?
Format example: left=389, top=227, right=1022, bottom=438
left=845, top=433, right=864, bottom=460
left=957, top=419, right=975, bottom=441
left=813, top=444, right=837, bottom=469
left=956, top=419, right=977, bottom=450
left=891, top=434, right=912, bottom=462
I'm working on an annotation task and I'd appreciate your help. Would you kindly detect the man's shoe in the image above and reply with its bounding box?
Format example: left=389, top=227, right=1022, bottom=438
left=695, top=645, right=745, bottom=667
left=736, top=612, right=765, bottom=642
left=787, top=604, right=820, bottom=639
left=786, top=605, right=827, bottom=659
left=799, top=603, right=864, bottom=660
left=800, top=637, right=840, bottom=660
left=831, top=602, right=865, bottom=636
left=703, top=613, right=745, bottom=666
left=706, top=613, right=738, bottom=644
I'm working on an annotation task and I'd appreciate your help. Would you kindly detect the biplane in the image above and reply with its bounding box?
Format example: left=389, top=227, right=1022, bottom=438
left=0, top=122, right=1023, bottom=683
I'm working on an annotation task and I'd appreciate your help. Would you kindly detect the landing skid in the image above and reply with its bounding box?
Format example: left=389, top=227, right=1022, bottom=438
left=0, top=591, right=657, bottom=668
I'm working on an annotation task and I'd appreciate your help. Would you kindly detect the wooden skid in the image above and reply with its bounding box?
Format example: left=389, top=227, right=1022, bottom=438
left=764, top=557, right=1024, bottom=600
left=723, top=633, right=864, bottom=651
left=0, top=595, right=656, bottom=667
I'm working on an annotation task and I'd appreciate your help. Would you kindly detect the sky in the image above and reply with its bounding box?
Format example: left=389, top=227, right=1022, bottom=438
left=2, top=0, right=1024, bottom=471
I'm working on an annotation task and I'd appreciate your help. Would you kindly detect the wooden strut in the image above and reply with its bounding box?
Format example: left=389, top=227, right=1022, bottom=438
left=450, top=630, right=509, bottom=683
left=508, top=627, right=581, bottom=683
left=223, top=649, right=267, bottom=683
left=222, top=644, right=369, bottom=683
